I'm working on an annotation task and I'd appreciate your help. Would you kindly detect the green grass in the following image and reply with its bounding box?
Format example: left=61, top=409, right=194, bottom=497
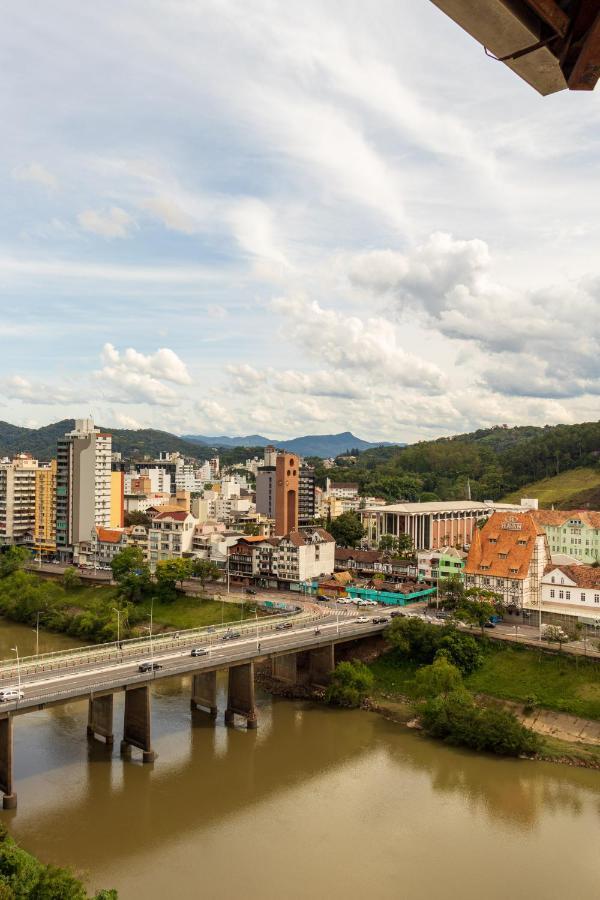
left=369, top=642, right=600, bottom=721
left=502, top=466, right=600, bottom=508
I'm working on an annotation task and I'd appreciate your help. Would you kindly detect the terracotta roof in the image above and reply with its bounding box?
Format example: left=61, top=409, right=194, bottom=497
left=96, top=527, right=125, bottom=544
left=532, top=509, right=600, bottom=529
left=336, top=548, right=382, bottom=564
left=465, top=511, right=547, bottom=581
left=152, top=509, right=190, bottom=521
left=544, top=564, right=600, bottom=589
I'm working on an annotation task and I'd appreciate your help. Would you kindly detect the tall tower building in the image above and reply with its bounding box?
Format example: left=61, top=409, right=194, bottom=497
left=275, top=453, right=299, bottom=535
left=299, top=466, right=316, bottom=526
left=0, top=454, right=38, bottom=546
left=34, top=459, right=57, bottom=556
left=56, top=419, right=112, bottom=558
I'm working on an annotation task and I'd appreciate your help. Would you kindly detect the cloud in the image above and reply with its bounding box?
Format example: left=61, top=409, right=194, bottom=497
left=141, top=195, right=199, bottom=235
left=101, top=343, right=192, bottom=385
left=1, top=375, right=82, bottom=405
left=77, top=206, right=135, bottom=238
left=12, top=162, right=58, bottom=190
left=94, top=344, right=192, bottom=405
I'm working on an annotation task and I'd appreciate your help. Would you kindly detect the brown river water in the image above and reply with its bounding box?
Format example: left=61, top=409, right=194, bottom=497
left=0, top=620, right=598, bottom=899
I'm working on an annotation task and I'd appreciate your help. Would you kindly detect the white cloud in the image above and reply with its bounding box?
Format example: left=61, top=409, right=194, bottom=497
left=141, top=195, right=199, bottom=235
left=101, top=343, right=192, bottom=385
left=77, top=206, right=135, bottom=238
left=1, top=375, right=82, bottom=405
left=94, top=343, right=192, bottom=406
left=12, top=162, right=58, bottom=190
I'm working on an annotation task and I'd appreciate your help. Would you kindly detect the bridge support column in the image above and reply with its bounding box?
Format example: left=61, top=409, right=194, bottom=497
left=308, top=643, right=335, bottom=687
left=87, top=694, right=114, bottom=745
left=271, top=652, right=298, bottom=683
left=191, top=671, right=217, bottom=717
left=0, top=716, right=16, bottom=809
left=225, top=663, right=257, bottom=729
left=120, top=685, right=156, bottom=763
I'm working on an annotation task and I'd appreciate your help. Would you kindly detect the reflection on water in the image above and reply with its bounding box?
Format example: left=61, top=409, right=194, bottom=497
left=0, top=620, right=599, bottom=899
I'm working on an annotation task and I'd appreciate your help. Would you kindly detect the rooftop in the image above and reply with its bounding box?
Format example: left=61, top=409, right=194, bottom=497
left=465, top=511, right=546, bottom=580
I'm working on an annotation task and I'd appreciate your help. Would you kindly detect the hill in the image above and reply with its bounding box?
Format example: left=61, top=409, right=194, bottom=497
left=0, top=420, right=213, bottom=462
left=183, top=431, right=400, bottom=457
left=502, top=467, right=600, bottom=509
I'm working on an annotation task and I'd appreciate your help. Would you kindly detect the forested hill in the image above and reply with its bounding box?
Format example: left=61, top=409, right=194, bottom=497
left=315, top=421, right=600, bottom=504
left=0, top=420, right=217, bottom=462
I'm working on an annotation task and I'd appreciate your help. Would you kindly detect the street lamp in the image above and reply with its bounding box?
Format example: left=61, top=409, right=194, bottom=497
left=33, top=611, right=40, bottom=656
left=11, top=647, right=20, bottom=693
left=112, top=607, right=121, bottom=645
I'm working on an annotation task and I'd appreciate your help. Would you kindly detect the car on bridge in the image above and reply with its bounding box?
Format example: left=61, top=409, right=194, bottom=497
left=138, top=662, right=163, bottom=673
left=0, top=689, right=24, bottom=702
left=276, top=621, right=293, bottom=630
left=355, top=616, right=370, bottom=624
left=190, top=648, right=209, bottom=657
left=221, top=631, right=241, bottom=641
left=372, top=616, right=390, bottom=624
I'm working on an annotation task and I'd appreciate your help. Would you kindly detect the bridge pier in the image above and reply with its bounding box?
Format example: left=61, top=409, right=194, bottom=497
left=0, top=715, right=16, bottom=809
left=120, top=685, right=156, bottom=763
left=191, top=671, right=218, bottom=717
left=271, top=652, right=298, bottom=683
left=225, top=663, right=257, bottom=729
left=87, top=693, right=114, bottom=746
left=308, top=643, right=335, bottom=687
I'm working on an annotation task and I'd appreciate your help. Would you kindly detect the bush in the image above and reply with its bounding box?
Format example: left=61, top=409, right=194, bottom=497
left=325, top=660, right=374, bottom=708
left=386, top=618, right=484, bottom=676
left=419, top=692, right=540, bottom=757
left=436, top=630, right=483, bottom=676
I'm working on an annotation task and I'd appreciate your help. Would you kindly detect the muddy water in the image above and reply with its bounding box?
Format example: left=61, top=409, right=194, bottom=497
left=0, top=620, right=598, bottom=899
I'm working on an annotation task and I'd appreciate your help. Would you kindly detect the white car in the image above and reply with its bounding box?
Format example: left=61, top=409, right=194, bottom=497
left=355, top=616, right=370, bottom=624
left=0, top=689, right=24, bottom=702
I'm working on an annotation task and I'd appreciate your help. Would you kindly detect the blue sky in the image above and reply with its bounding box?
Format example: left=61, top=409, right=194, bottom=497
left=2, top=1, right=600, bottom=442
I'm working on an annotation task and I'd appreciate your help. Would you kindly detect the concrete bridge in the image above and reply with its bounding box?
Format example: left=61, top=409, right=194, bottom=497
left=0, top=611, right=386, bottom=808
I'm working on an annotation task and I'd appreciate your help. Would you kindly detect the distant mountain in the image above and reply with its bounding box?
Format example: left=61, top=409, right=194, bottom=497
left=183, top=431, right=401, bottom=458
left=0, top=420, right=212, bottom=462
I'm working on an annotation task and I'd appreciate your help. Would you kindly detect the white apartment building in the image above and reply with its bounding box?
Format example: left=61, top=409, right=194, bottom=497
left=0, top=454, right=38, bottom=545
left=228, top=528, right=335, bottom=587
left=56, top=419, right=112, bottom=559
left=541, top=565, right=600, bottom=626
left=147, top=509, right=196, bottom=569
left=325, top=479, right=359, bottom=501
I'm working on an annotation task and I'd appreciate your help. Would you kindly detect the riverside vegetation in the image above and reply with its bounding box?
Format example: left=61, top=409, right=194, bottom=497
left=0, top=547, right=253, bottom=646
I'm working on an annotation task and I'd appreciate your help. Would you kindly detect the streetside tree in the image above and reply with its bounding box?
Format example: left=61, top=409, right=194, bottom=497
left=328, top=511, right=365, bottom=548
left=111, top=546, right=152, bottom=604
left=191, top=559, right=221, bottom=588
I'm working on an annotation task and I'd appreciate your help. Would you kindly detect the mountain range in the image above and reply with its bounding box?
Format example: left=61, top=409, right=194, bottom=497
left=0, top=421, right=401, bottom=461
left=182, top=431, right=401, bottom=457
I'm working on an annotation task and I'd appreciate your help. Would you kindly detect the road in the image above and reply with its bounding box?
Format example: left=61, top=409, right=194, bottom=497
left=0, top=609, right=388, bottom=714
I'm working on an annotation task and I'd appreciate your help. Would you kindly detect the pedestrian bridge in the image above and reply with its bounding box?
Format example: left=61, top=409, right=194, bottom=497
left=0, top=610, right=387, bottom=808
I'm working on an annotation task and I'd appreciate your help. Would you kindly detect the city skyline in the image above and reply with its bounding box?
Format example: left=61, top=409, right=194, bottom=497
left=3, top=2, right=600, bottom=443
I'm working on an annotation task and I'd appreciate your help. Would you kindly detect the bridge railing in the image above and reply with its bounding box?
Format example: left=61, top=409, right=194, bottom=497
left=0, top=608, right=322, bottom=682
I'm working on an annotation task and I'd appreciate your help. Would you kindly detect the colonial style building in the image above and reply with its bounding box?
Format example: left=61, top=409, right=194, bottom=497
left=334, top=548, right=417, bottom=580
left=532, top=510, right=600, bottom=564
left=147, top=509, right=196, bottom=569
left=464, top=511, right=549, bottom=616
left=541, top=564, right=600, bottom=627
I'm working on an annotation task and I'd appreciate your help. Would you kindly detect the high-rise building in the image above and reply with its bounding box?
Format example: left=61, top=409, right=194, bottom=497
left=299, top=466, right=316, bottom=525
left=0, top=454, right=38, bottom=546
left=110, top=470, right=124, bottom=528
left=34, top=460, right=57, bottom=555
left=275, top=452, right=299, bottom=535
left=56, top=419, right=112, bottom=558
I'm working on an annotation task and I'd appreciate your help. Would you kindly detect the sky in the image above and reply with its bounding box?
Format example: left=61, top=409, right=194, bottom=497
left=2, top=0, right=600, bottom=444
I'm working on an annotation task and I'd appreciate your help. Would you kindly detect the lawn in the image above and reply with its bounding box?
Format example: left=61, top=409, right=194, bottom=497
left=502, top=466, right=600, bottom=508
left=369, top=642, right=600, bottom=721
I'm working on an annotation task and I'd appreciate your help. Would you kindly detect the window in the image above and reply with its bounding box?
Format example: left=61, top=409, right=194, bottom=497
left=559, top=591, right=564, bottom=599
left=551, top=576, right=555, bottom=584
left=581, top=593, right=586, bottom=602
left=550, top=589, right=555, bottom=598
left=566, top=591, right=571, bottom=600
left=595, top=594, right=600, bottom=604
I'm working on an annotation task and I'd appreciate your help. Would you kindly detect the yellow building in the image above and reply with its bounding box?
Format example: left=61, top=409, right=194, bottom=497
left=34, top=460, right=57, bottom=555
left=110, top=471, right=124, bottom=528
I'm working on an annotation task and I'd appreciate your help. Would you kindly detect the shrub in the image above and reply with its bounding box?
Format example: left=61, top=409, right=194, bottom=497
left=325, top=660, right=374, bottom=708
left=436, top=630, right=483, bottom=676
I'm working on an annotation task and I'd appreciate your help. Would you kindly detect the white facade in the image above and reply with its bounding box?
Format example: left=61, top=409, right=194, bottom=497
left=542, top=566, right=600, bottom=622
left=0, top=454, right=38, bottom=545
left=147, top=510, right=196, bottom=569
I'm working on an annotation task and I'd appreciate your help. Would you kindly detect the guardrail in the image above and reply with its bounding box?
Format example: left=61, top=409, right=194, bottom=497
left=0, top=608, right=322, bottom=683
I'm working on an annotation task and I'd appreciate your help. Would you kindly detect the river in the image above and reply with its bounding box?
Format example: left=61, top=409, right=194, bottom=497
left=0, top=620, right=598, bottom=899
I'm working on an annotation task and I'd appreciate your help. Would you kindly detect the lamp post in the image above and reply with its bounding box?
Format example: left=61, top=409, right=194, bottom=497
left=112, top=607, right=121, bottom=645
left=33, top=611, right=40, bottom=657
left=11, top=647, right=20, bottom=693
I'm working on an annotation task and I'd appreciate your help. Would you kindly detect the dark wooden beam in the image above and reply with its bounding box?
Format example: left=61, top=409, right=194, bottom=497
left=567, top=11, right=600, bottom=89
left=525, top=0, right=570, bottom=37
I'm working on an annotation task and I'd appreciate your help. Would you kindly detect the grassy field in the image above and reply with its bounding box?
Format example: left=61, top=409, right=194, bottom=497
left=502, top=466, right=600, bottom=508
left=370, top=641, right=600, bottom=721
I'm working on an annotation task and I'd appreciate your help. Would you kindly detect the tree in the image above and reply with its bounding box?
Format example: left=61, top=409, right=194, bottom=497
left=436, top=629, right=483, bottom=675
left=395, top=532, right=414, bottom=557
left=386, top=615, right=440, bottom=663
left=111, top=546, right=151, bottom=604
left=191, top=559, right=221, bottom=587
left=542, top=624, right=568, bottom=650
left=325, top=660, right=374, bottom=708
left=243, top=523, right=260, bottom=536
left=62, top=567, right=80, bottom=592
left=30, top=865, right=87, bottom=899
left=415, top=656, right=463, bottom=698
left=456, top=595, right=498, bottom=635
left=437, top=574, right=465, bottom=609
left=124, top=510, right=151, bottom=528
left=156, top=558, right=192, bottom=591
left=0, top=547, right=30, bottom=579
left=378, top=535, right=397, bottom=553
left=328, top=512, right=365, bottom=548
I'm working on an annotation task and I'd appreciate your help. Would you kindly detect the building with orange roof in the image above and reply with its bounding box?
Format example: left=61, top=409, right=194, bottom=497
left=464, top=511, right=549, bottom=618
left=541, top=564, right=600, bottom=628
left=531, top=509, right=600, bottom=564
left=228, top=527, right=335, bottom=587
